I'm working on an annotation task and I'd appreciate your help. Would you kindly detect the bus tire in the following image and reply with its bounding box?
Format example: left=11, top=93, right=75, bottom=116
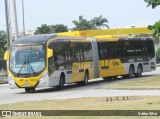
left=128, top=65, right=134, bottom=78
left=57, top=75, right=65, bottom=90
left=25, top=88, right=35, bottom=93
left=135, top=65, right=142, bottom=77
left=77, top=71, right=89, bottom=86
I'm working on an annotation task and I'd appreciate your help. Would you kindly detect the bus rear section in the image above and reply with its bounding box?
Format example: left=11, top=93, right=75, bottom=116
left=95, top=37, right=156, bottom=79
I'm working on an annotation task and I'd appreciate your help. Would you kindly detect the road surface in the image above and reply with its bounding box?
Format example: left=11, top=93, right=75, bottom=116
left=0, top=67, right=160, bottom=104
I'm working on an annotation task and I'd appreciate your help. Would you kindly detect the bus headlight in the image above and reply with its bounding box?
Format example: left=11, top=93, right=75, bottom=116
left=40, top=72, right=48, bottom=81
left=8, top=75, right=15, bottom=83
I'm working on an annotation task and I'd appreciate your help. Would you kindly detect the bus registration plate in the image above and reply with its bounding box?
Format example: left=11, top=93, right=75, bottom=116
left=24, top=84, right=30, bottom=87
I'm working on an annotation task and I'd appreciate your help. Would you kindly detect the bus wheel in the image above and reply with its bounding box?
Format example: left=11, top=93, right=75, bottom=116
left=135, top=65, right=142, bottom=77
left=25, top=88, right=35, bottom=93
left=57, top=75, right=64, bottom=90
left=77, top=72, right=89, bottom=86
left=128, top=66, right=134, bottom=78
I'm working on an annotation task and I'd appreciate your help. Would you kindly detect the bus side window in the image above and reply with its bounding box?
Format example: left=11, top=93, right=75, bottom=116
left=98, top=42, right=109, bottom=60
left=98, top=43, right=104, bottom=60
left=117, top=41, right=123, bottom=58
left=69, top=43, right=77, bottom=62
left=146, top=40, right=155, bottom=59
left=108, top=42, right=117, bottom=59
left=83, top=43, right=93, bottom=61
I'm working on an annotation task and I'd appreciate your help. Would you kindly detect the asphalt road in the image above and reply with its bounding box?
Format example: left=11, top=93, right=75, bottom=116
left=0, top=67, right=160, bottom=104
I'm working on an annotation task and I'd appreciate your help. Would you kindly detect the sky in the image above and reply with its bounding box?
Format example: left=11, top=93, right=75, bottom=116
left=0, top=0, right=160, bottom=32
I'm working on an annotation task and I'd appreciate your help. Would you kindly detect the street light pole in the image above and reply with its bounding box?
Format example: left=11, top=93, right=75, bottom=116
left=12, top=0, right=19, bottom=40
left=4, top=0, right=11, bottom=49
left=22, top=0, right=25, bottom=36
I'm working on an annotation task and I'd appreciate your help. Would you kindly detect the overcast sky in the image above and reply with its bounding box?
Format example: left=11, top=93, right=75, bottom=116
left=0, top=0, right=160, bottom=32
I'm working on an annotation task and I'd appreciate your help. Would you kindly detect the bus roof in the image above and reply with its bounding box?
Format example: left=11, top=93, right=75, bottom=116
left=96, top=37, right=153, bottom=42
left=12, top=34, right=88, bottom=45
left=95, top=35, right=132, bottom=39
left=12, top=34, right=153, bottom=46
left=12, top=34, right=56, bottom=45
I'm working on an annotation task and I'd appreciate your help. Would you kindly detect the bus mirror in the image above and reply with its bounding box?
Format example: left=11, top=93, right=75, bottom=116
left=47, top=48, right=53, bottom=58
left=4, top=51, right=9, bottom=61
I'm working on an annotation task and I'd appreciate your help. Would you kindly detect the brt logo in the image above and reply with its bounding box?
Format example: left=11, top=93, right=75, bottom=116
left=112, top=61, right=119, bottom=66
left=2, top=111, right=12, bottom=116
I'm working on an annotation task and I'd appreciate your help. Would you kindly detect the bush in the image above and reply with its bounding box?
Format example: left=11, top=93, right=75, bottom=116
left=156, top=48, right=160, bottom=56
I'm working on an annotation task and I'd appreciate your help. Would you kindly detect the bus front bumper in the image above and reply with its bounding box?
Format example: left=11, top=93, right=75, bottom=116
left=8, top=72, right=50, bottom=89
left=8, top=76, right=19, bottom=89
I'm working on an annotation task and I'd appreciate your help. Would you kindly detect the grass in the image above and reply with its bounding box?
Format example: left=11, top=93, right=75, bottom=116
left=1, top=76, right=160, bottom=119
left=1, top=96, right=160, bottom=110
left=101, top=76, right=160, bottom=90
left=1, top=96, right=160, bottom=119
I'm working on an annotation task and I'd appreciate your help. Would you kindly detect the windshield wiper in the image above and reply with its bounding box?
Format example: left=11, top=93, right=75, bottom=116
left=17, top=55, right=36, bottom=76
left=17, top=55, right=27, bottom=76
left=27, top=55, right=36, bottom=75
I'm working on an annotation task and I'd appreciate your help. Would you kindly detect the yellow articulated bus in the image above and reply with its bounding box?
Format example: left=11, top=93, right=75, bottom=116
left=4, top=34, right=156, bottom=92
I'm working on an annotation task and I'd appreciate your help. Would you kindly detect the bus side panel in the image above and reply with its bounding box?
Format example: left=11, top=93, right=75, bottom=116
left=112, top=59, right=127, bottom=76
left=99, top=59, right=127, bottom=78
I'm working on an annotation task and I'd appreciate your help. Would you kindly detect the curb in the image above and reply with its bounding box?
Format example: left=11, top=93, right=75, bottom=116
left=157, top=64, right=160, bottom=67
left=0, top=76, right=8, bottom=84
left=0, top=79, right=8, bottom=84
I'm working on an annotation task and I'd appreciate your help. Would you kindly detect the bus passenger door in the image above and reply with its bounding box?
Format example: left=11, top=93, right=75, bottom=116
left=98, top=43, right=110, bottom=78
left=78, top=44, right=84, bottom=81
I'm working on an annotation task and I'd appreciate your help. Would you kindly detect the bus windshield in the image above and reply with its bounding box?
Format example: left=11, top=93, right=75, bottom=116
left=10, top=44, right=46, bottom=77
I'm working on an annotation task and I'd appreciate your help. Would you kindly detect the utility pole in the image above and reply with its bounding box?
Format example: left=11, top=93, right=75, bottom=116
left=12, top=0, right=19, bottom=40
left=4, top=0, right=12, bottom=49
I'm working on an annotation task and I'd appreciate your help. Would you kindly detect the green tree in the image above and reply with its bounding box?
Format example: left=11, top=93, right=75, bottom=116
left=35, top=24, right=51, bottom=34
left=157, top=48, right=160, bottom=56
left=0, top=31, right=7, bottom=60
left=148, top=21, right=160, bottom=44
left=144, top=0, right=160, bottom=8
left=35, top=24, right=68, bottom=34
left=72, top=16, right=95, bottom=31
left=148, top=21, right=160, bottom=36
left=50, top=24, right=68, bottom=33
left=91, top=15, right=109, bottom=29
left=145, top=0, right=160, bottom=43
